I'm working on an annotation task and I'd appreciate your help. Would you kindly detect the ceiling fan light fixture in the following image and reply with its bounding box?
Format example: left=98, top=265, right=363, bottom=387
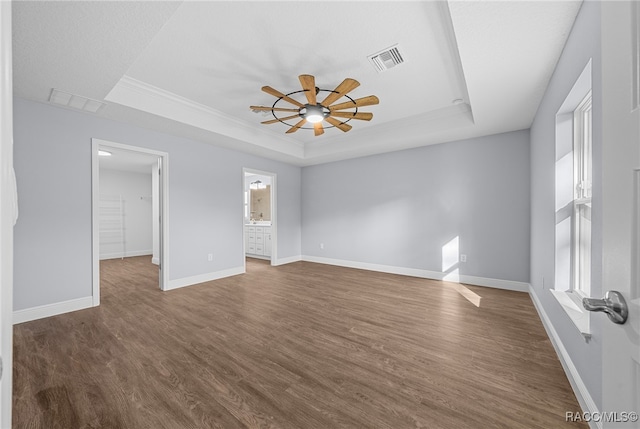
left=305, top=114, right=324, bottom=124
left=303, top=104, right=326, bottom=123
left=250, top=74, right=379, bottom=135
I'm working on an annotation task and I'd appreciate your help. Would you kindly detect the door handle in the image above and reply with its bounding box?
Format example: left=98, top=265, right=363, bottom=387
left=582, top=291, right=628, bottom=325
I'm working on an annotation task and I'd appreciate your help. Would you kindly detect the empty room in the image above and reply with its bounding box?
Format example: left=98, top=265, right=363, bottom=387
left=0, top=0, right=638, bottom=428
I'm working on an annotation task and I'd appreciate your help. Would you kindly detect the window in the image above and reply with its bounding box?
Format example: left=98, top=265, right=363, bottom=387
left=572, top=92, right=592, bottom=297
left=552, top=59, right=592, bottom=336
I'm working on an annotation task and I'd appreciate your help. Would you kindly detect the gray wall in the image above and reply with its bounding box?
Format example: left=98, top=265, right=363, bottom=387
left=13, top=97, right=301, bottom=311
left=530, top=0, right=602, bottom=408
left=301, top=130, right=531, bottom=283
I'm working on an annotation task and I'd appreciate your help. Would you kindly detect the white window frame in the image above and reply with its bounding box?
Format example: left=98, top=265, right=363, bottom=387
left=571, top=91, right=592, bottom=300
left=551, top=59, right=593, bottom=338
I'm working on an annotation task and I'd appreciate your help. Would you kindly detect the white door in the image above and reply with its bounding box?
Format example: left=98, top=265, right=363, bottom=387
left=157, top=157, right=164, bottom=290
left=0, top=1, right=13, bottom=426
left=599, top=1, right=640, bottom=427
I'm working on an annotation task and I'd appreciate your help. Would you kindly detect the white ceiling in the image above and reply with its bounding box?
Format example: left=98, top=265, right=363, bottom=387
left=12, top=1, right=582, bottom=167
left=99, top=146, right=159, bottom=174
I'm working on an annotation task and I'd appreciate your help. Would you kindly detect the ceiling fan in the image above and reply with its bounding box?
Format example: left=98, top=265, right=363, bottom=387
left=250, top=74, right=379, bottom=136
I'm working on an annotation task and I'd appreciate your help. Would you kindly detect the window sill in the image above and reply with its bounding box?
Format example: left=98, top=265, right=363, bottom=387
left=550, top=289, right=592, bottom=340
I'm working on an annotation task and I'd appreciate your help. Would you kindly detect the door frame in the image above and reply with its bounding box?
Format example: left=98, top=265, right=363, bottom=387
left=600, top=1, right=640, bottom=425
left=91, top=138, right=170, bottom=303
left=242, top=167, right=277, bottom=268
left=0, top=1, right=13, bottom=426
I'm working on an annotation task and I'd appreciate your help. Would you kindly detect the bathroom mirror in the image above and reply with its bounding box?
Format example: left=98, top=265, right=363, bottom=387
left=250, top=184, right=271, bottom=221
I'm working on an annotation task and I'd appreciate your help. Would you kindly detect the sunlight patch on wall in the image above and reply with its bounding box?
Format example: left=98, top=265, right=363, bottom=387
left=442, top=236, right=460, bottom=282
left=440, top=235, right=480, bottom=305
left=442, top=236, right=459, bottom=273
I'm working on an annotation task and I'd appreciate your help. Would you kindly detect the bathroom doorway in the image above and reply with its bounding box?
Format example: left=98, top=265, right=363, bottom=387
left=242, top=168, right=277, bottom=269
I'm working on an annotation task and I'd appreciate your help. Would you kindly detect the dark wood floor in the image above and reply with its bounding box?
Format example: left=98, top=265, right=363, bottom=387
left=13, top=256, right=586, bottom=428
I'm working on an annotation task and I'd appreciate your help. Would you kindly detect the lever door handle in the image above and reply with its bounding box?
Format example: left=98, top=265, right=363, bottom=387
left=582, top=291, right=628, bottom=325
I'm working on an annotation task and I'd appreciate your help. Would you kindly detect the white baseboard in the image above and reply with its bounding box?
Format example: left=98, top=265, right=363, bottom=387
left=100, top=250, right=152, bottom=260
left=458, top=274, right=529, bottom=292
left=301, top=255, right=529, bottom=292
left=246, top=254, right=270, bottom=261
left=166, top=266, right=245, bottom=291
left=151, top=257, right=159, bottom=265
left=13, top=296, right=93, bottom=325
left=529, top=286, right=601, bottom=429
left=273, top=255, right=302, bottom=266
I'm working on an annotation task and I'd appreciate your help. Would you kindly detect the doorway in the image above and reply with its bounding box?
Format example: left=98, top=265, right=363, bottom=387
left=242, top=168, right=277, bottom=268
left=91, top=139, right=169, bottom=305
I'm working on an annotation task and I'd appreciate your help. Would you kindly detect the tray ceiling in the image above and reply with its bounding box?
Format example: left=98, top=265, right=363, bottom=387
left=12, top=1, right=582, bottom=166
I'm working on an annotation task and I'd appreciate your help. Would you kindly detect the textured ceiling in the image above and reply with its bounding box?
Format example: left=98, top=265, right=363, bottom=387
left=12, top=1, right=582, bottom=166
left=12, top=1, right=182, bottom=101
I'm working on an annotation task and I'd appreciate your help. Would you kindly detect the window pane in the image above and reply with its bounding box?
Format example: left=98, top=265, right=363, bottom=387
left=572, top=92, right=592, bottom=296
left=582, top=104, right=592, bottom=198
left=575, top=202, right=591, bottom=295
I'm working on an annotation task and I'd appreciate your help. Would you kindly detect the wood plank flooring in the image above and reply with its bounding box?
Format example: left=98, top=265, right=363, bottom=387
left=13, top=256, right=587, bottom=428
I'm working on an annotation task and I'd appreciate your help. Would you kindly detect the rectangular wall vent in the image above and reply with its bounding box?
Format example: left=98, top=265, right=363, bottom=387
left=368, top=44, right=404, bottom=73
left=49, top=89, right=106, bottom=113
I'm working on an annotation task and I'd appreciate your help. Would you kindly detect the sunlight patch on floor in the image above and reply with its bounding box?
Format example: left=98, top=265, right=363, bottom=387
left=447, top=282, right=482, bottom=307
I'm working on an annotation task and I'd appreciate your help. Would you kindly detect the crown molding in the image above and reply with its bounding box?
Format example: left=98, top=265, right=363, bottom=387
left=304, top=102, right=475, bottom=164
left=105, top=75, right=305, bottom=159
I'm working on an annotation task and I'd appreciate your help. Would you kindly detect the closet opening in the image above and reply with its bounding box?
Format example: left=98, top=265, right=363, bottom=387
left=91, top=139, right=169, bottom=305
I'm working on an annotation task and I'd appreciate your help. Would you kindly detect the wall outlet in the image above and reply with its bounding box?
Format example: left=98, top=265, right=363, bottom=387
left=460, top=254, right=467, bottom=262
left=208, top=253, right=213, bottom=262
left=320, top=243, right=324, bottom=250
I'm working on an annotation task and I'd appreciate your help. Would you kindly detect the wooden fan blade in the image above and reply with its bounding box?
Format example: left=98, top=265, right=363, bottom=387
left=325, top=116, right=352, bottom=132
left=320, top=78, right=360, bottom=107
left=328, top=95, right=379, bottom=111
left=298, top=74, right=316, bottom=105
left=314, top=122, right=324, bottom=136
left=261, top=114, right=300, bottom=124
left=250, top=105, right=300, bottom=113
left=330, top=111, right=373, bottom=121
left=285, top=118, right=307, bottom=134
left=262, top=86, right=304, bottom=108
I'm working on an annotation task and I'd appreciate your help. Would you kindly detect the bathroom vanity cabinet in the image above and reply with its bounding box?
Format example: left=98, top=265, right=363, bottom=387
left=245, top=225, right=272, bottom=258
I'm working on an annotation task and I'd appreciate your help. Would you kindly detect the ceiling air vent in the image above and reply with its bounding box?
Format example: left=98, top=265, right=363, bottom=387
left=49, top=89, right=106, bottom=113
left=368, top=44, right=404, bottom=73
